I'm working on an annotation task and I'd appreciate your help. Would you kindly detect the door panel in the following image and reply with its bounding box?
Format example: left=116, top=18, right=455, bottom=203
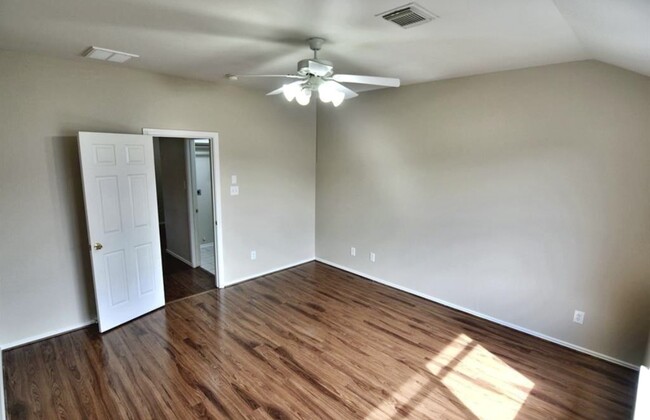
left=105, top=250, right=129, bottom=306
left=97, top=176, right=122, bottom=233
left=135, top=243, right=155, bottom=295
left=128, top=174, right=150, bottom=228
left=79, top=132, right=164, bottom=332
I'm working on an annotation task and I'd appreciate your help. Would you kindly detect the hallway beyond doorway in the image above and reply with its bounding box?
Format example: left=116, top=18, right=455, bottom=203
left=162, top=253, right=216, bottom=303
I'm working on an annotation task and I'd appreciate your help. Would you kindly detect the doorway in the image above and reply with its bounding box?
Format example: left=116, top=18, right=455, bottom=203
left=190, top=139, right=217, bottom=274
left=146, top=128, right=224, bottom=303
left=78, top=129, right=224, bottom=331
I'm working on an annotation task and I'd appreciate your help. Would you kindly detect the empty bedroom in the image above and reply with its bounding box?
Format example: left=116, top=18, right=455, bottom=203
left=0, top=0, right=648, bottom=419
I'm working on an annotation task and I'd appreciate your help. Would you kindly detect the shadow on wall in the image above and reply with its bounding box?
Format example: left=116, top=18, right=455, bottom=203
left=46, top=135, right=96, bottom=318
left=606, top=273, right=650, bottom=359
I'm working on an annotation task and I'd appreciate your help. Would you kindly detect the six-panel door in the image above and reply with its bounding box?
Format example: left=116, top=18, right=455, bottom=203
left=78, top=132, right=164, bottom=332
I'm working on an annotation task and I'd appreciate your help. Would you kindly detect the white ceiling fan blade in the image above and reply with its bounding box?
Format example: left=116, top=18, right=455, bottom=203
left=332, top=74, right=401, bottom=87
left=330, top=81, right=359, bottom=99
left=226, top=74, right=306, bottom=81
left=266, top=86, right=284, bottom=96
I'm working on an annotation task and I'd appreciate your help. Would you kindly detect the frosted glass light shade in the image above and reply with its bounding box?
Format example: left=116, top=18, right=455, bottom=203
left=318, top=82, right=335, bottom=103
left=331, top=90, right=345, bottom=107
left=282, top=83, right=301, bottom=101
left=296, top=88, right=312, bottom=106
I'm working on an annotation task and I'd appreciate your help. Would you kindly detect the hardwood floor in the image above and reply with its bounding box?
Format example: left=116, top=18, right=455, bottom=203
left=163, top=253, right=216, bottom=303
left=3, top=262, right=638, bottom=419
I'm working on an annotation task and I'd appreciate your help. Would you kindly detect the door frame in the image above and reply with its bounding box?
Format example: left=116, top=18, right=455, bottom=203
left=143, top=128, right=225, bottom=288
left=186, top=139, right=200, bottom=268
left=187, top=139, right=215, bottom=270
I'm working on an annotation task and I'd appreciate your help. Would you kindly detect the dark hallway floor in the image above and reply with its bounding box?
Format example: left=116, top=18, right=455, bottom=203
left=163, top=253, right=216, bottom=302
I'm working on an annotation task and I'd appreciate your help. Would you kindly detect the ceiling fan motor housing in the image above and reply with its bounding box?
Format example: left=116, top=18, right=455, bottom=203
left=307, top=37, right=325, bottom=52
left=297, top=59, right=333, bottom=77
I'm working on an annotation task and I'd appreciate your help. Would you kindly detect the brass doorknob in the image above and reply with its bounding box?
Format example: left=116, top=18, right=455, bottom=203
left=93, top=242, right=103, bottom=250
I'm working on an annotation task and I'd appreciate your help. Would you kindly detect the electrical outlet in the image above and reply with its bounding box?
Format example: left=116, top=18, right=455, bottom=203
left=370, top=252, right=376, bottom=263
left=350, top=247, right=356, bottom=256
left=250, top=250, right=256, bottom=260
left=573, top=310, right=585, bottom=325
left=230, top=185, right=239, bottom=196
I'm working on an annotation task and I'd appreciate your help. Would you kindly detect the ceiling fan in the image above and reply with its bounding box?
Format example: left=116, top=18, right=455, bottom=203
left=226, top=37, right=400, bottom=107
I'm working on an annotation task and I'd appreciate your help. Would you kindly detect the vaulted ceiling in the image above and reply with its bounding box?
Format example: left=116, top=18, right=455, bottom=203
left=0, top=0, right=648, bottom=90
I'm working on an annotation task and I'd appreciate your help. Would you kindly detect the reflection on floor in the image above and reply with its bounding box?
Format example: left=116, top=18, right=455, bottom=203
left=163, top=252, right=215, bottom=303
left=2, top=262, right=638, bottom=419
left=200, top=242, right=216, bottom=274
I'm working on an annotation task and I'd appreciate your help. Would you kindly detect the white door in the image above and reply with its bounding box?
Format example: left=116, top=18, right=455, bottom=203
left=78, top=132, right=165, bottom=332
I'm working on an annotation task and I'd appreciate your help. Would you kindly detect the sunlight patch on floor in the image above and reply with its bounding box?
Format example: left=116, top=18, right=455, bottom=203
left=364, top=371, right=432, bottom=419
left=426, top=333, right=473, bottom=375
left=364, top=333, right=534, bottom=419
left=428, top=334, right=535, bottom=420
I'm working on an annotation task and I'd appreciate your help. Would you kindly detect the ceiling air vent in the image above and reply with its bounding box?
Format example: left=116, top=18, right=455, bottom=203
left=379, top=3, right=437, bottom=29
left=83, top=46, right=139, bottom=63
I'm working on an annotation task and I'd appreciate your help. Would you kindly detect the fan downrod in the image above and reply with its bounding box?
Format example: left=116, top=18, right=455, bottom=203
left=308, top=37, right=325, bottom=58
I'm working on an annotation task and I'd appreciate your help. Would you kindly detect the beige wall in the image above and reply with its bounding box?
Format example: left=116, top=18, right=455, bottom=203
left=0, top=50, right=316, bottom=346
left=645, top=332, right=650, bottom=367
left=316, top=61, right=650, bottom=365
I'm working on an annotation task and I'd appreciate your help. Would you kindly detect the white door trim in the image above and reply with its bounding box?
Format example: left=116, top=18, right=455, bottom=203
left=143, top=128, right=225, bottom=288
left=0, top=347, right=5, bottom=420
left=185, top=139, right=199, bottom=268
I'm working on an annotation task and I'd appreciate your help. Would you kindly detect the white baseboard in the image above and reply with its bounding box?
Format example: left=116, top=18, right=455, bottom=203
left=224, top=258, right=315, bottom=287
left=1, top=347, right=5, bottom=420
left=166, top=249, right=196, bottom=268
left=316, top=258, right=639, bottom=371
left=1, top=319, right=97, bottom=351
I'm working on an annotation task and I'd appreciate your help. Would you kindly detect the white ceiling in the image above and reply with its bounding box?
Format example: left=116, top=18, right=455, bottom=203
left=0, top=0, right=648, bottom=90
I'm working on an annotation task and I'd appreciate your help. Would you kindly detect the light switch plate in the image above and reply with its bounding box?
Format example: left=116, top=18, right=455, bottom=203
left=230, top=185, right=239, bottom=196
left=251, top=250, right=256, bottom=260
left=370, top=252, right=376, bottom=262
left=350, top=247, right=356, bottom=256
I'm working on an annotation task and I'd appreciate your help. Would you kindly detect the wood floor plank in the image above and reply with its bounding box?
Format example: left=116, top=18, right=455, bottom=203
left=3, top=261, right=639, bottom=419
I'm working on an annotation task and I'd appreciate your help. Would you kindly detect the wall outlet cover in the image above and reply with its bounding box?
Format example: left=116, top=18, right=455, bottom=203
left=573, top=310, right=585, bottom=325
left=230, top=185, right=239, bottom=195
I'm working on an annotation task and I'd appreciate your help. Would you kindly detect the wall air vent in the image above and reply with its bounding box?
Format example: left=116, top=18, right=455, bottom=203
left=378, top=3, right=437, bottom=29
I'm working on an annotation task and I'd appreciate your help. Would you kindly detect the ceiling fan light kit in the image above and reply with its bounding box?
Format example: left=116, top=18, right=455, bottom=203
left=227, top=37, right=400, bottom=107
left=295, top=86, right=312, bottom=106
